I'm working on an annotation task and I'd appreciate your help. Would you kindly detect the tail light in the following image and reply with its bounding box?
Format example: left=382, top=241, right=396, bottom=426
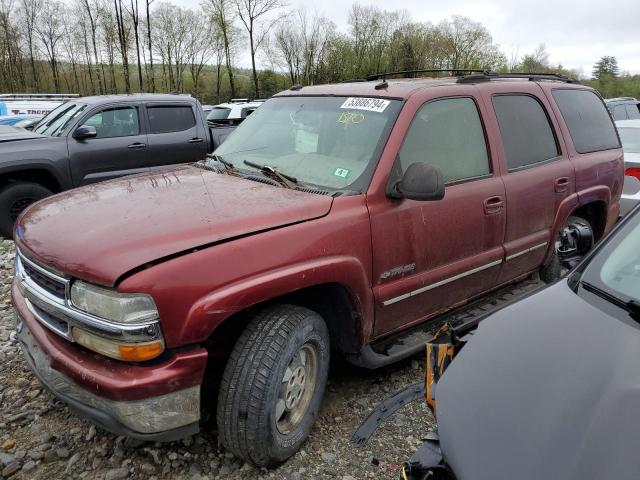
left=626, top=168, right=640, bottom=181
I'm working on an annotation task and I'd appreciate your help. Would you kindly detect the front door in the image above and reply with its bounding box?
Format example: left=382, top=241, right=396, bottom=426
left=368, top=92, right=506, bottom=337
left=68, top=103, right=149, bottom=186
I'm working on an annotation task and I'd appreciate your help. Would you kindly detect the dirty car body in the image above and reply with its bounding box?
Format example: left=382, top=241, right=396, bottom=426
left=409, top=204, right=640, bottom=480
left=11, top=74, right=624, bottom=467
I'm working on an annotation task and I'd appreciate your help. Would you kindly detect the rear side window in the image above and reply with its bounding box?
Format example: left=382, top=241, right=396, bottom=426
left=627, top=104, right=640, bottom=120
left=207, top=107, right=231, bottom=121
left=399, top=97, right=490, bottom=183
left=148, top=105, right=196, bottom=133
left=613, top=105, right=628, bottom=120
left=552, top=90, right=620, bottom=153
left=492, top=95, right=559, bottom=170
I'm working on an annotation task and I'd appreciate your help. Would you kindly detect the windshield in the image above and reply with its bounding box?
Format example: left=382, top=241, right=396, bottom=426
left=207, top=107, right=231, bottom=121
left=214, top=96, right=402, bottom=191
left=581, top=210, right=640, bottom=303
left=33, top=102, right=86, bottom=136
left=618, top=127, right=640, bottom=154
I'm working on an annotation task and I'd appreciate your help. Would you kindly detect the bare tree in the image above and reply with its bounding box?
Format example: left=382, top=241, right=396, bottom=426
left=211, top=29, right=225, bottom=102
left=234, top=0, right=282, bottom=97
left=79, top=0, right=106, bottom=93
left=35, top=0, right=65, bottom=92
left=203, top=0, right=238, bottom=97
left=126, top=0, right=144, bottom=90
left=152, top=2, right=190, bottom=92
left=101, top=4, right=119, bottom=91
left=113, top=0, right=131, bottom=93
left=185, top=11, right=214, bottom=95
left=61, top=11, right=84, bottom=92
left=144, top=0, right=154, bottom=91
left=273, top=17, right=301, bottom=84
left=0, top=0, right=24, bottom=91
left=18, top=0, right=40, bottom=90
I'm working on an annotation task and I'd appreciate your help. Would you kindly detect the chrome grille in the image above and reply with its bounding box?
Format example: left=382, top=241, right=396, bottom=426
left=22, top=261, right=66, bottom=298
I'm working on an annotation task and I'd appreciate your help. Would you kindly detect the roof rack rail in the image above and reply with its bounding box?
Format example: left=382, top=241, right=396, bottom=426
left=0, top=93, right=79, bottom=100
left=366, top=69, right=489, bottom=81
left=457, top=72, right=580, bottom=84
left=605, top=97, right=637, bottom=102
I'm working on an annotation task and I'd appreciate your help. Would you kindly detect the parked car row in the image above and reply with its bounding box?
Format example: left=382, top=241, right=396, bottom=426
left=10, top=71, right=624, bottom=470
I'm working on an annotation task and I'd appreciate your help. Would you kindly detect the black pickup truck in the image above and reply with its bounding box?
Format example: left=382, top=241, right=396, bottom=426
left=0, top=94, right=222, bottom=237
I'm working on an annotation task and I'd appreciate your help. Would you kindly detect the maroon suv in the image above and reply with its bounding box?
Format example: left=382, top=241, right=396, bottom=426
left=12, top=73, right=623, bottom=467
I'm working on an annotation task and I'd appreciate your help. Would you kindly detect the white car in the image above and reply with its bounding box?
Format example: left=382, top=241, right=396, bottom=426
left=206, top=99, right=264, bottom=124
left=616, top=119, right=640, bottom=216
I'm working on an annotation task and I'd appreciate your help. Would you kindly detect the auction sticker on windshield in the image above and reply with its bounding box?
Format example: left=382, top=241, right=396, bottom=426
left=340, top=97, right=390, bottom=113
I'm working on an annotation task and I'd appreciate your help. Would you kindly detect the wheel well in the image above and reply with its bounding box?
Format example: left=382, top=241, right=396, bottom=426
left=571, top=201, right=607, bottom=241
left=0, top=169, right=61, bottom=193
left=200, top=283, right=362, bottom=423
left=205, top=283, right=362, bottom=359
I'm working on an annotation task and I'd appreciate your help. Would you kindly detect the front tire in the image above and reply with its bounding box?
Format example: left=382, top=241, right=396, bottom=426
left=0, top=182, right=52, bottom=238
left=216, top=305, right=330, bottom=467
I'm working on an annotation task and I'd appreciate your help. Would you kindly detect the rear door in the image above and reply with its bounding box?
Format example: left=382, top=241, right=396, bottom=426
left=546, top=88, right=623, bottom=225
left=144, top=102, right=208, bottom=166
left=479, top=84, right=575, bottom=283
left=67, top=102, right=149, bottom=185
left=369, top=89, right=506, bottom=337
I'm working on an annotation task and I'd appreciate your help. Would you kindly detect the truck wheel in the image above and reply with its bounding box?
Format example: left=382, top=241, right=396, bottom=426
left=540, top=216, right=593, bottom=283
left=0, top=182, right=52, bottom=238
left=217, top=305, right=330, bottom=467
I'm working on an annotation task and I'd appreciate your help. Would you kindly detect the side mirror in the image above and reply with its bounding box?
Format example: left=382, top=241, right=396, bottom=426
left=389, top=162, right=445, bottom=201
left=73, top=125, right=97, bottom=140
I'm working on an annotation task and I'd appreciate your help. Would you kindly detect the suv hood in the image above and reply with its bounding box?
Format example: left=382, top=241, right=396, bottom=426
left=17, top=165, right=333, bottom=286
left=0, top=125, right=47, bottom=142
left=436, top=280, right=640, bottom=480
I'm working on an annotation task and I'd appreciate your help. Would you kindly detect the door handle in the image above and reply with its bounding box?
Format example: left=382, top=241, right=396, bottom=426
left=188, top=137, right=204, bottom=143
left=127, top=142, right=146, bottom=150
left=555, top=177, right=569, bottom=193
left=483, top=196, right=504, bottom=215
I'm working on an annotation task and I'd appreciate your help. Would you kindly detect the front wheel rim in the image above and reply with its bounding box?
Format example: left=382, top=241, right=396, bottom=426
left=275, top=343, right=318, bottom=434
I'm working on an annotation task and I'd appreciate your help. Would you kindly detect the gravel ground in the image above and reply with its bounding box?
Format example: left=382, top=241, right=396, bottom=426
left=0, top=240, right=434, bottom=480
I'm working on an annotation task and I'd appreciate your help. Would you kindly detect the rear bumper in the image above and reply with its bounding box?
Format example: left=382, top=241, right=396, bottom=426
left=12, top=280, right=208, bottom=440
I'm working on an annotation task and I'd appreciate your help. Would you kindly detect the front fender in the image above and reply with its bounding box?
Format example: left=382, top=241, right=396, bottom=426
left=179, top=255, right=373, bottom=346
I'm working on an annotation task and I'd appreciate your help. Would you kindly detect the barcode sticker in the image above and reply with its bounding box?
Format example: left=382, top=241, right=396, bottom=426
left=340, top=97, right=390, bottom=113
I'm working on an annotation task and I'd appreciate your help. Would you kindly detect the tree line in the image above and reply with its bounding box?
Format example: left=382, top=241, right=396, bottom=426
left=0, top=0, right=637, bottom=103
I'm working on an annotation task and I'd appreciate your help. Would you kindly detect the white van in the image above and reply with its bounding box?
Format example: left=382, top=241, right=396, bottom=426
left=0, top=93, right=79, bottom=116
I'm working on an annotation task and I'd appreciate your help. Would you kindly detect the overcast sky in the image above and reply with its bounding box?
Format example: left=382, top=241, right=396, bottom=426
left=176, top=0, right=640, bottom=75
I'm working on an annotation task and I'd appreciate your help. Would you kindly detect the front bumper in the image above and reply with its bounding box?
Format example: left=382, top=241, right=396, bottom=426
left=12, top=281, right=208, bottom=441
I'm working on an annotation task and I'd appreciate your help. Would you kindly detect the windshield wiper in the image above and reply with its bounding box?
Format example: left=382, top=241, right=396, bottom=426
left=581, top=280, right=640, bottom=320
left=243, top=160, right=298, bottom=188
left=207, top=153, right=235, bottom=173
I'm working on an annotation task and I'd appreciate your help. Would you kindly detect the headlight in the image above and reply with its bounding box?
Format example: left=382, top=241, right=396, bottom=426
left=70, top=280, right=158, bottom=323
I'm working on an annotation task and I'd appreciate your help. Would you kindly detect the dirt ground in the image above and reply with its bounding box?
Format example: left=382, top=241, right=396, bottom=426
left=0, top=240, right=434, bottom=480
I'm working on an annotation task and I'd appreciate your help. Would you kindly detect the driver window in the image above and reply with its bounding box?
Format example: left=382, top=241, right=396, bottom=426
left=399, top=97, right=490, bottom=183
left=84, top=106, right=140, bottom=139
